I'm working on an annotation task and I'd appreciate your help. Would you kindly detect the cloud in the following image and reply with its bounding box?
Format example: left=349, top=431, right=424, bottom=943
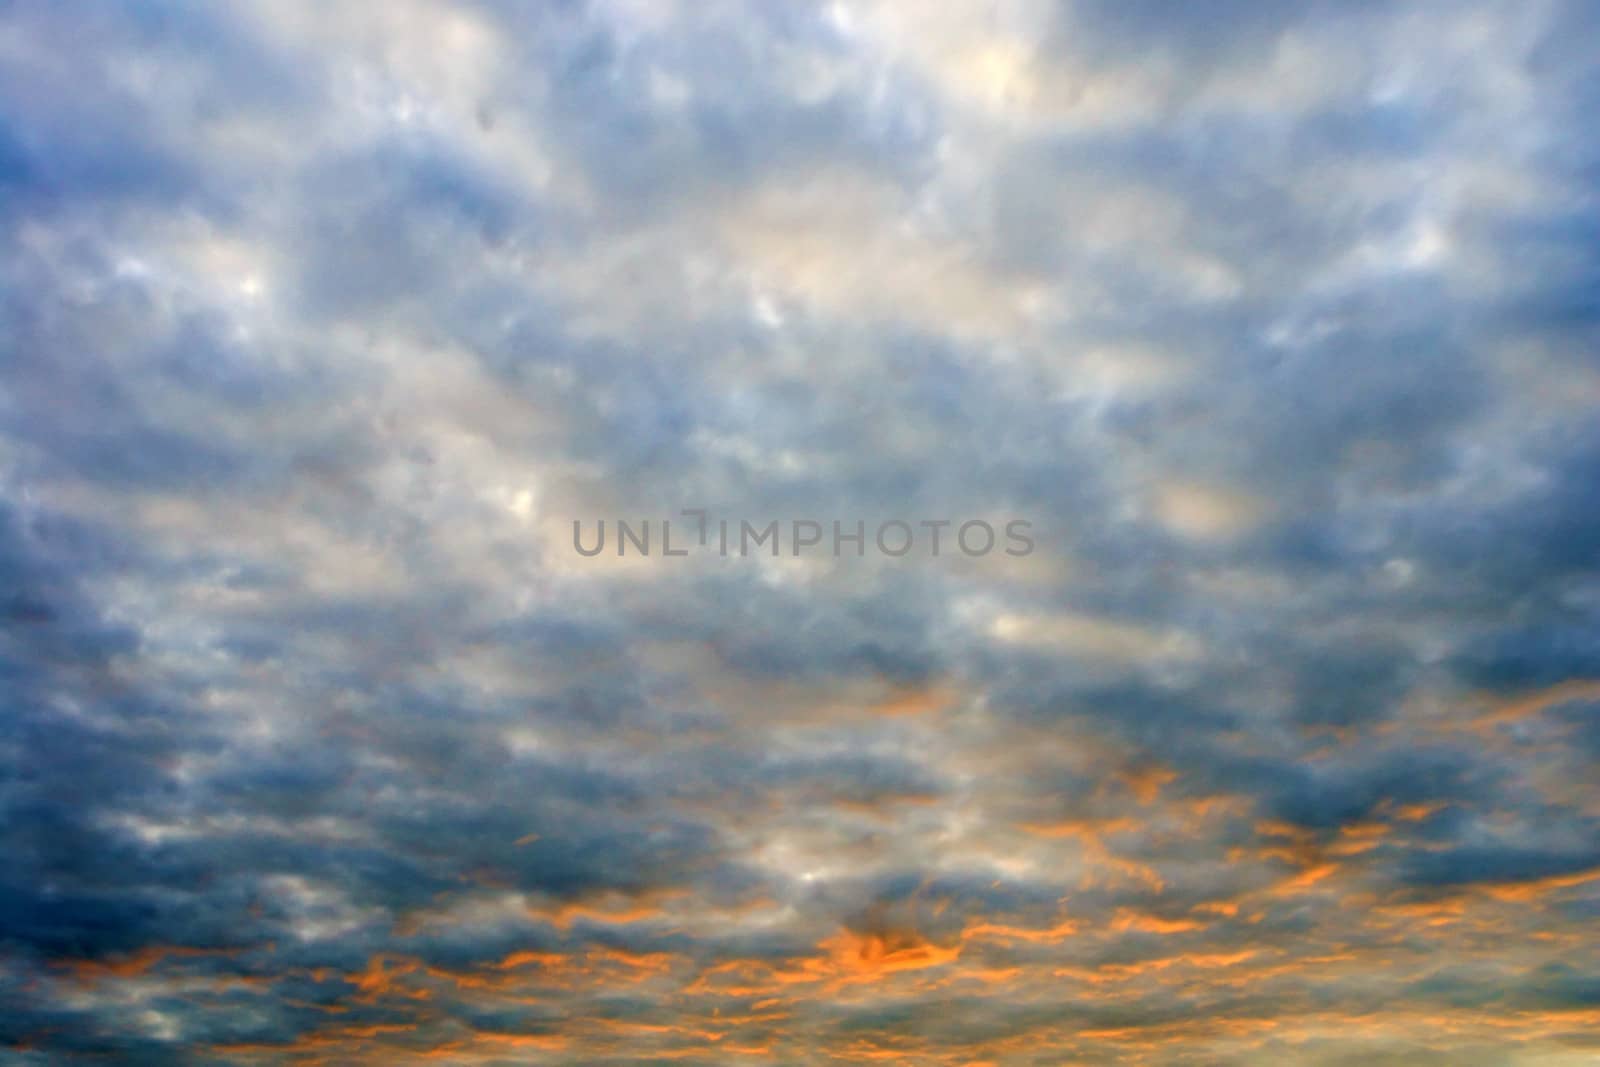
left=1, top=0, right=1598, bottom=1062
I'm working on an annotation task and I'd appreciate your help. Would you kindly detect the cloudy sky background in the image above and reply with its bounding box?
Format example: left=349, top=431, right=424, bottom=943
left=3, top=0, right=1599, bottom=1063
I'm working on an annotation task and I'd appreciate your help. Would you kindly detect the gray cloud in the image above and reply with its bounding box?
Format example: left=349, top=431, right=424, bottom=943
left=1, top=0, right=1598, bottom=1063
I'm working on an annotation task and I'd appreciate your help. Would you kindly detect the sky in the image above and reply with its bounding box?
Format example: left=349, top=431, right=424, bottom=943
left=1, top=1, right=1599, bottom=1064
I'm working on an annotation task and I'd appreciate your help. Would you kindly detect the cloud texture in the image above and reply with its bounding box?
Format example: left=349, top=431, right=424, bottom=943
left=1, top=1, right=1598, bottom=1063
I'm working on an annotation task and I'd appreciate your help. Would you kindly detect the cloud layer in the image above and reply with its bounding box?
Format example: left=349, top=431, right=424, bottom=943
left=2, top=1, right=1598, bottom=1063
